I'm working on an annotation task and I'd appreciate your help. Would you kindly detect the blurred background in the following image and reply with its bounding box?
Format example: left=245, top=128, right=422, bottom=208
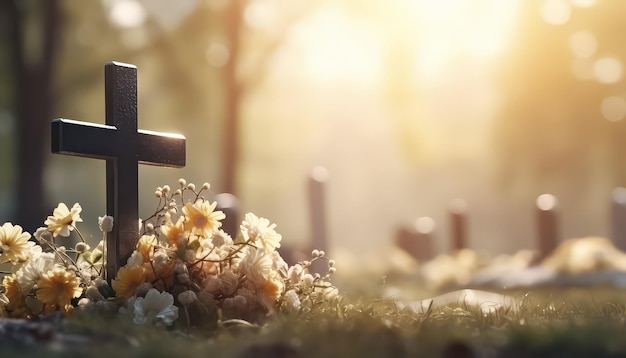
left=1, top=0, right=625, bottom=267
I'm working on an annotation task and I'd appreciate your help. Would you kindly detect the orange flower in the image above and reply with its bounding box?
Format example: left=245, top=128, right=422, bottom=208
left=159, top=217, right=185, bottom=247
left=36, top=269, right=82, bottom=312
left=183, top=200, right=225, bottom=238
left=260, top=272, right=284, bottom=300
left=2, top=274, right=30, bottom=318
left=137, top=234, right=158, bottom=261
left=145, top=260, right=176, bottom=292
left=112, top=265, right=148, bottom=298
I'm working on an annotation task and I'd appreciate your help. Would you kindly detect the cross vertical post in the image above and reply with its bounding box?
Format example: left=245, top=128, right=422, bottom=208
left=51, top=61, right=186, bottom=283
left=105, top=62, right=139, bottom=283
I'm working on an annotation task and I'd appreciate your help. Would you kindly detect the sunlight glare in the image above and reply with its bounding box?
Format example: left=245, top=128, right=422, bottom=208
left=405, top=0, right=519, bottom=84
left=569, top=0, right=597, bottom=8
left=541, top=0, right=571, bottom=25
left=108, top=0, right=147, bottom=28
left=286, top=7, right=382, bottom=85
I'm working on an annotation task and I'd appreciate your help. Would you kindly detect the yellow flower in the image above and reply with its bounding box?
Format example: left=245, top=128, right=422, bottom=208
left=112, top=265, right=148, bottom=298
left=261, top=272, right=284, bottom=300
left=44, top=203, right=83, bottom=237
left=159, top=216, right=186, bottom=247
left=0, top=222, right=34, bottom=263
left=183, top=200, right=225, bottom=238
left=36, top=268, right=82, bottom=312
left=137, top=234, right=158, bottom=261
left=2, top=274, right=30, bottom=318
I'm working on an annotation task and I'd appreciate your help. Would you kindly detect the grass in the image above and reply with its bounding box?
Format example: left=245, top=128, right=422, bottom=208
left=4, top=286, right=626, bottom=357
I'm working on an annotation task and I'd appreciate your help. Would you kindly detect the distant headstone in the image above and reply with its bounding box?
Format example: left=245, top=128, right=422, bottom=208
left=611, top=187, right=626, bottom=252
left=536, top=194, right=559, bottom=260
left=51, top=61, right=186, bottom=281
left=308, top=166, right=329, bottom=273
left=215, top=193, right=240, bottom=238
left=395, top=216, right=435, bottom=262
left=448, top=198, right=468, bottom=252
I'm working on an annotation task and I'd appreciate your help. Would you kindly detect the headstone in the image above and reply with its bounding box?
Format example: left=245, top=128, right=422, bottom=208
left=395, top=216, right=435, bottom=262
left=215, top=193, right=240, bottom=238
left=536, top=194, right=559, bottom=261
left=448, top=198, right=468, bottom=252
left=51, top=61, right=186, bottom=281
left=308, top=166, right=329, bottom=273
left=610, top=187, right=626, bottom=252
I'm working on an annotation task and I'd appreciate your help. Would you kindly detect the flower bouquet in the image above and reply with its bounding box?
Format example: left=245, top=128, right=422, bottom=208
left=0, top=180, right=338, bottom=330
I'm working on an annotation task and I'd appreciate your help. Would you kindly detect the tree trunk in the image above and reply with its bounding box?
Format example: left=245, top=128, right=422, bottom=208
left=221, top=0, right=243, bottom=195
left=6, top=0, right=61, bottom=232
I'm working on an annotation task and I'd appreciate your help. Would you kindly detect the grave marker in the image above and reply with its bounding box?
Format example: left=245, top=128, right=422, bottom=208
left=536, top=194, right=559, bottom=260
left=215, top=193, right=240, bottom=238
left=308, top=166, right=329, bottom=273
left=448, top=198, right=468, bottom=252
left=395, top=216, right=435, bottom=262
left=51, top=61, right=186, bottom=281
left=611, top=187, right=626, bottom=252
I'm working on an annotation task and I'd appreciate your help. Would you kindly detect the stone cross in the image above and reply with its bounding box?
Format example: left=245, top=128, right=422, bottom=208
left=51, top=61, right=186, bottom=282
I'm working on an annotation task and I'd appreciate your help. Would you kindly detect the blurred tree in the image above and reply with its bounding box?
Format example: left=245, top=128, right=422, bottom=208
left=492, top=1, right=626, bottom=195
left=0, top=0, right=61, bottom=232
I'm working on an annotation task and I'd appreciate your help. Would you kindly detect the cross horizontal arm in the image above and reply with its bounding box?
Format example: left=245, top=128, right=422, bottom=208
left=51, top=118, right=118, bottom=159
left=137, top=130, right=186, bottom=167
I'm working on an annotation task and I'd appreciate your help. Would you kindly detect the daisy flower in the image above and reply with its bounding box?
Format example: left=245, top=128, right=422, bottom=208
left=159, top=216, right=186, bottom=247
left=239, top=247, right=273, bottom=286
left=112, top=265, right=148, bottom=298
left=0, top=222, right=34, bottom=263
left=36, top=268, right=83, bottom=312
left=2, top=274, right=30, bottom=317
left=15, top=252, right=61, bottom=293
left=183, top=200, right=225, bottom=238
left=239, top=213, right=282, bottom=252
left=44, top=203, right=83, bottom=237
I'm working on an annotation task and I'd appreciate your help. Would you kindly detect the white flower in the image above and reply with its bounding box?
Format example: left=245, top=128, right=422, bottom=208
left=239, top=247, right=273, bottom=286
left=132, top=289, right=179, bottom=326
left=239, top=213, right=282, bottom=252
left=15, top=252, right=61, bottom=293
left=282, top=289, right=301, bottom=313
left=288, top=264, right=304, bottom=285
left=98, top=216, right=114, bottom=233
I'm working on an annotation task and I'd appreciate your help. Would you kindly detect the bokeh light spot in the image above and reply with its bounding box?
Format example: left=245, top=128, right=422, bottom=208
left=593, top=57, right=623, bottom=84
left=415, top=217, right=436, bottom=234
left=571, top=58, right=594, bottom=80
left=570, top=0, right=597, bottom=8
left=537, top=194, right=558, bottom=211
left=206, top=43, right=230, bottom=68
left=109, top=0, right=146, bottom=28
left=601, top=96, right=626, bottom=122
left=569, top=31, right=597, bottom=58
left=541, top=0, right=571, bottom=25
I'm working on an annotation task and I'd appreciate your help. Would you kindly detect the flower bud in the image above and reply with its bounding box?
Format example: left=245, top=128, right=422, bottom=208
left=75, top=242, right=90, bottom=254
left=178, top=290, right=197, bottom=306
left=98, top=216, right=114, bottom=233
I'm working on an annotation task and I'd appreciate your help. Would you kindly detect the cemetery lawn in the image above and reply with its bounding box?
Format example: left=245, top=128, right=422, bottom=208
left=3, top=287, right=626, bottom=357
